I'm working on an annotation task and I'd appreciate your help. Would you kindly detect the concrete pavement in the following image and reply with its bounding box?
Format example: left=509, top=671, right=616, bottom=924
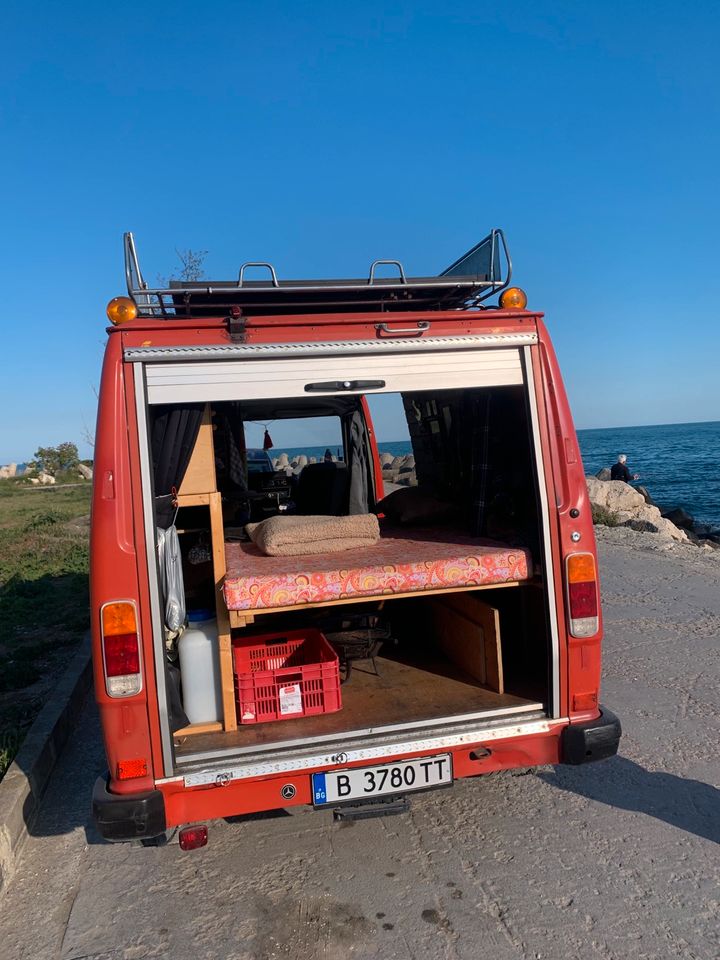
left=0, top=529, right=718, bottom=960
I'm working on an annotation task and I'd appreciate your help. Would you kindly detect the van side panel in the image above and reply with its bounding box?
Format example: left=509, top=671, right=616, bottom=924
left=90, top=333, right=154, bottom=795
left=535, top=321, right=603, bottom=722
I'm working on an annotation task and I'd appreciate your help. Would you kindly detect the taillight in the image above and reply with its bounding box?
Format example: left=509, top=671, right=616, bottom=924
left=179, top=825, right=208, bottom=851
left=101, top=601, right=142, bottom=697
left=565, top=553, right=599, bottom=638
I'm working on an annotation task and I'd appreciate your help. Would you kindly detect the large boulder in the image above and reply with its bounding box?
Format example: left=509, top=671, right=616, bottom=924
left=379, top=452, right=394, bottom=467
left=634, top=484, right=656, bottom=506
left=0, top=463, right=17, bottom=479
left=586, top=477, right=646, bottom=513
left=595, top=467, right=612, bottom=481
left=586, top=477, right=687, bottom=542
left=77, top=463, right=93, bottom=480
left=37, top=472, right=56, bottom=485
left=661, top=506, right=694, bottom=531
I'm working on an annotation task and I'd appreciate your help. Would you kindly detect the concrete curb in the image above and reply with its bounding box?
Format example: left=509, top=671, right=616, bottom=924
left=0, top=635, right=93, bottom=892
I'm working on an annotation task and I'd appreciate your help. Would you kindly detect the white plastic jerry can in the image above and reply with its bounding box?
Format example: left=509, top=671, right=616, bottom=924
left=178, top=610, right=223, bottom=724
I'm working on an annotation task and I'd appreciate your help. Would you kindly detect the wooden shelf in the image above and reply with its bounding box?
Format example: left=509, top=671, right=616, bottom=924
left=174, top=403, right=238, bottom=735
left=174, top=721, right=223, bottom=738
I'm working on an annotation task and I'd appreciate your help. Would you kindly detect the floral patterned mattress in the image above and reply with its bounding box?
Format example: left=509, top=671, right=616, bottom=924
left=223, top=526, right=532, bottom=612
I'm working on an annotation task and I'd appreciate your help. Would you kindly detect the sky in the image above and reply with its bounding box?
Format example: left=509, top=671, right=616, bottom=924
left=2, top=1, right=719, bottom=462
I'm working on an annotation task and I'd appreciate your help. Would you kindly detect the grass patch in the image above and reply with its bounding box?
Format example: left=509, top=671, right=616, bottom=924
left=591, top=503, right=620, bottom=527
left=0, top=480, right=91, bottom=779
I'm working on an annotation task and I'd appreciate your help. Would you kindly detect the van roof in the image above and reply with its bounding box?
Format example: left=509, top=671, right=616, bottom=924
left=124, top=229, right=512, bottom=318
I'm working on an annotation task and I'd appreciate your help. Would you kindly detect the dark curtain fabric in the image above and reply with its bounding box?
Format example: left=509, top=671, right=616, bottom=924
left=214, top=407, right=248, bottom=494
left=466, top=392, right=493, bottom=536
left=166, top=661, right=190, bottom=733
left=151, top=404, right=205, bottom=525
left=347, top=408, right=373, bottom=515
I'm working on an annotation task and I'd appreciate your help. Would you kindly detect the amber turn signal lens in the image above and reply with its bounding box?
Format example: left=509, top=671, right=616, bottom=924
left=102, top=601, right=138, bottom=637
left=499, top=287, right=528, bottom=310
left=567, top=553, right=596, bottom=584
left=106, top=296, right=138, bottom=325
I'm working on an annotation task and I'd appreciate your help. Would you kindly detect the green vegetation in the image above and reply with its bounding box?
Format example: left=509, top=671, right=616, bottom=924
left=0, top=479, right=91, bottom=779
left=591, top=503, right=620, bottom=527
left=33, top=441, right=80, bottom=475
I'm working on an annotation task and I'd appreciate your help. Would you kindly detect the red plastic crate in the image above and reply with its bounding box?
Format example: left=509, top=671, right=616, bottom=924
left=232, top=628, right=342, bottom=725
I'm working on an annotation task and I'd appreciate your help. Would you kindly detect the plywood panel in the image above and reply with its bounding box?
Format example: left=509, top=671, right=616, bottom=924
left=426, top=594, right=504, bottom=693
left=177, top=403, right=216, bottom=495
left=209, top=491, right=237, bottom=732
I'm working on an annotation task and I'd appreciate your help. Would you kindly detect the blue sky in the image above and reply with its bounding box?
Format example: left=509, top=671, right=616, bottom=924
left=2, top=1, right=719, bottom=461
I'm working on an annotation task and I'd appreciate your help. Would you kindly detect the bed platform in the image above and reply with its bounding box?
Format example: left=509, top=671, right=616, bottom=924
left=223, top=526, right=533, bottom=626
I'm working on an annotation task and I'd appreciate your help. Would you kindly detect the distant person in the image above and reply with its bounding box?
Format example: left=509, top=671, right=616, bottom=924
left=610, top=453, right=639, bottom=483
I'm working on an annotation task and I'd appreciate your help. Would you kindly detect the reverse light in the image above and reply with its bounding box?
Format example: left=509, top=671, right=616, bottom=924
left=101, top=601, right=142, bottom=697
left=499, top=287, right=528, bottom=310
left=179, top=825, right=208, bottom=851
left=106, top=296, right=138, bottom=325
left=566, top=553, right=599, bottom=638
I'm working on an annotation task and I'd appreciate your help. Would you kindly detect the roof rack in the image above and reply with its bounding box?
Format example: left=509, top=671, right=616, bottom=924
left=124, top=229, right=512, bottom=318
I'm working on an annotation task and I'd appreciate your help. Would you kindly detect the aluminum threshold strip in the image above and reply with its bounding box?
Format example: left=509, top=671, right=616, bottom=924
left=174, top=702, right=546, bottom=773
left=176, top=709, right=552, bottom=787
left=124, top=332, right=538, bottom=364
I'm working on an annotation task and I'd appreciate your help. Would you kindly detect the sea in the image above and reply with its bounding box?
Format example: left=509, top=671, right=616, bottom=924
left=274, top=420, right=720, bottom=529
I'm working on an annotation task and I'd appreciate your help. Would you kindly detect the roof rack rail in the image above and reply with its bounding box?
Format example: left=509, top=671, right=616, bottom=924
left=123, top=230, right=512, bottom=318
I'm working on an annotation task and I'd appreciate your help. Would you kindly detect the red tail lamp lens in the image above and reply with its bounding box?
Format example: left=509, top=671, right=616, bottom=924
left=104, top=633, right=140, bottom=677
left=568, top=580, right=598, bottom=619
left=179, top=825, right=208, bottom=851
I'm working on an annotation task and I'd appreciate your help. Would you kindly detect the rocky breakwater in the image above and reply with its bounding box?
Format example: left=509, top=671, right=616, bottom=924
left=379, top=452, right=417, bottom=492
left=586, top=476, right=720, bottom=549
left=269, top=451, right=419, bottom=492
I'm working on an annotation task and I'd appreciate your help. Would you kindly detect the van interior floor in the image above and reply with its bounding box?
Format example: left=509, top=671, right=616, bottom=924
left=173, top=650, right=545, bottom=763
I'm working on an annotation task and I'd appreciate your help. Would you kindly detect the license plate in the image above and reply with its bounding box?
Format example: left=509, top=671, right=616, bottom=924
left=312, top=754, right=453, bottom=805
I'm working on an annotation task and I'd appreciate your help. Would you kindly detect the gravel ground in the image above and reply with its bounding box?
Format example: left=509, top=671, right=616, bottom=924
left=0, top=529, right=718, bottom=960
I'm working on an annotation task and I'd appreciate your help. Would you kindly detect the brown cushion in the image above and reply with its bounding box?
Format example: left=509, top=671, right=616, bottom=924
left=377, top=487, right=458, bottom=525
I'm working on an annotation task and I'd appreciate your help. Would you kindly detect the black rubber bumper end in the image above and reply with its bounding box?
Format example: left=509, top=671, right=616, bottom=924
left=92, top=775, right=167, bottom=842
left=560, top=706, right=622, bottom=765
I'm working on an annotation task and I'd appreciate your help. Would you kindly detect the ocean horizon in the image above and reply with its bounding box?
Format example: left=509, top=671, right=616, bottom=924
left=270, top=419, right=720, bottom=528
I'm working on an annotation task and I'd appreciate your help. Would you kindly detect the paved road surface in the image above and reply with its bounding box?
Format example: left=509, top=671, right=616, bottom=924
left=1, top=529, right=718, bottom=960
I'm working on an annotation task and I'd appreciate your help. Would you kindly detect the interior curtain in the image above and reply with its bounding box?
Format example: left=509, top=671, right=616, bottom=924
left=466, top=392, right=493, bottom=536
left=347, top=408, right=372, bottom=515
left=151, top=403, right=205, bottom=526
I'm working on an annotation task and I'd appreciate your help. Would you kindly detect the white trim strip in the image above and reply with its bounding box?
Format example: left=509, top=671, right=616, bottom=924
left=523, top=347, right=562, bottom=718
left=180, top=715, right=558, bottom=787
left=133, top=364, right=176, bottom=777
left=124, top=332, right=538, bottom=363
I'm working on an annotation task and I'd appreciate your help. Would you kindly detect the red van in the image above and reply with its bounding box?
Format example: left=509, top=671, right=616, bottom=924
left=91, top=231, right=620, bottom=846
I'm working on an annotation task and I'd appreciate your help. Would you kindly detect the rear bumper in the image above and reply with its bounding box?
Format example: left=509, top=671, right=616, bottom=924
left=560, top=706, right=621, bottom=764
left=92, top=775, right=167, bottom=842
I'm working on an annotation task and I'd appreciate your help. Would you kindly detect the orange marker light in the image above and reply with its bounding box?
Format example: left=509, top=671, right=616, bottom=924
left=499, top=287, right=528, bottom=310
left=106, top=296, right=138, bottom=325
